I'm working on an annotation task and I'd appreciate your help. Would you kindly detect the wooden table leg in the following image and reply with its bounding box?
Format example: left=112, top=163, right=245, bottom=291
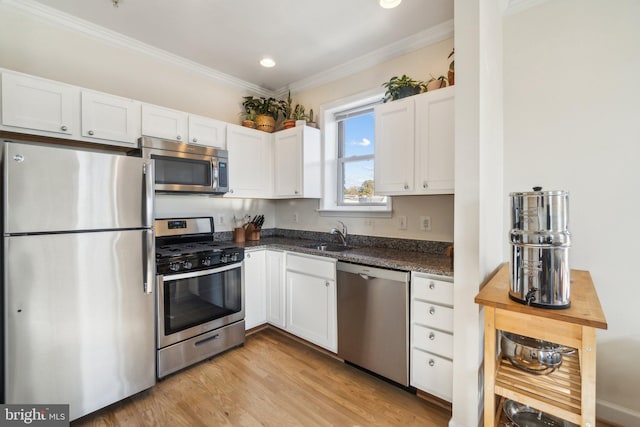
left=484, top=306, right=497, bottom=427
left=581, top=326, right=597, bottom=427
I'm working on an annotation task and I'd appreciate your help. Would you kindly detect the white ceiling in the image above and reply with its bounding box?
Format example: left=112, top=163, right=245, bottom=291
left=27, top=0, right=454, bottom=93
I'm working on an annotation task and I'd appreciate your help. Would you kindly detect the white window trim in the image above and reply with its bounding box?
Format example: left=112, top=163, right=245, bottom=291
left=317, top=88, right=392, bottom=218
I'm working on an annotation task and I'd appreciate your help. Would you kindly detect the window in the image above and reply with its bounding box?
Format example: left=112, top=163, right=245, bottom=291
left=319, top=90, right=392, bottom=216
left=337, top=110, right=387, bottom=206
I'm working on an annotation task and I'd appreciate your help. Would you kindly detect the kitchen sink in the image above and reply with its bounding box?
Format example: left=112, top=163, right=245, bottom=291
left=302, top=243, right=352, bottom=252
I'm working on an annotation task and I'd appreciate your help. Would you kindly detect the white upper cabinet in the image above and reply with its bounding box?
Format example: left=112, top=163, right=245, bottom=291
left=1, top=72, right=77, bottom=137
left=415, top=87, right=455, bottom=193
left=81, top=90, right=140, bottom=146
left=188, top=114, right=226, bottom=149
left=374, top=87, right=455, bottom=195
left=374, top=96, right=415, bottom=193
left=141, top=103, right=188, bottom=142
left=225, top=124, right=273, bottom=198
left=273, top=126, right=321, bottom=198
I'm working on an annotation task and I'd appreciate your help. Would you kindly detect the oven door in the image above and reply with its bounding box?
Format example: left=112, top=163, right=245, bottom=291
left=146, top=147, right=222, bottom=194
left=157, top=263, right=244, bottom=348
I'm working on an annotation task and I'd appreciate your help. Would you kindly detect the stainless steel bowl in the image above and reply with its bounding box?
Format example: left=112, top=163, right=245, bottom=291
left=501, top=332, right=575, bottom=375
left=503, top=399, right=578, bottom=427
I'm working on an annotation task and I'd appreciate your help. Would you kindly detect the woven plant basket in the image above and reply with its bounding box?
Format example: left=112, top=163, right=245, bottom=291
left=255, top=115, right=275, bottom=133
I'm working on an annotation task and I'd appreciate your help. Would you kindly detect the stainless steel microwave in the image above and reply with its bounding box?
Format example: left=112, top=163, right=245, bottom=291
left=138, top=136, right=229, bottom=195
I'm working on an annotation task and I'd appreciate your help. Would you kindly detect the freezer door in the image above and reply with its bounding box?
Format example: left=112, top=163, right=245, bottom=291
left=4, top=230, right=155, bottom=421
left=3, top=141, right=154, bottom=233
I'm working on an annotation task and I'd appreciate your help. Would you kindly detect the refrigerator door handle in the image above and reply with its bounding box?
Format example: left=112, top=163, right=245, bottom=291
left=142, top=229, right=155, bottom=294
left=142, top=161, right=154, bottom=226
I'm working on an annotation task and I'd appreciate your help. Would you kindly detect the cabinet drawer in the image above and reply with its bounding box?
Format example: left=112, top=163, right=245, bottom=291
left=412, top=300, right=453, bottom=332
left=286, top=253, right=335, bottom=280
left=411, top=349, right=452, bottom=402
left=412, top=274, right=453, bottom=306
left=412, top=324, right=453, bottom=359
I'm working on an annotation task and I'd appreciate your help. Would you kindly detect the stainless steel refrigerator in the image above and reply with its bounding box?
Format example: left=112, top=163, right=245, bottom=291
left=1, top=141, right=156, bottom=421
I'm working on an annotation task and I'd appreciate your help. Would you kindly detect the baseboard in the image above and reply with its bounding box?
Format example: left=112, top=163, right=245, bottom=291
left=597, top=399, right=640, bottom=427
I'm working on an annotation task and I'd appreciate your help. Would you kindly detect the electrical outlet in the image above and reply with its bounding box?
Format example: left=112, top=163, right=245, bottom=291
left=364, top=218, right=374, bottom=229
left=293, top=212, right=299, bottom=223
left=398, top=215, right=407, bottom=230
left=218, top=215, right=224, bottom=225
left=419, top=216, right=432, bottom=231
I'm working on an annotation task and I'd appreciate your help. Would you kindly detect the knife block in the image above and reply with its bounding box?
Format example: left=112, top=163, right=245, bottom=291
left=245, top=223, right=261, bottom=241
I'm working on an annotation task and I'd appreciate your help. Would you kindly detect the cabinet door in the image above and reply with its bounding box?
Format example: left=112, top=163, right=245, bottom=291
left=273, top=127, right=302, bottom=197
left=374, top=97, right=415, bottom=194
left=81, top=91, right=140, bottom=146
left=244, top=250, right=267, bottom=330
left=141, top=104, right=188, bottom=141
left=225, top=124, right=273, bottom=198
left=415, top=87, right=455, bottom=193
left=188, top=114, right=226, bottom=148
left=265, top=250, right=285, bottom=328
left=286, top=271, right=336, bottom=351
left=1, top=72, right=77, bottom=136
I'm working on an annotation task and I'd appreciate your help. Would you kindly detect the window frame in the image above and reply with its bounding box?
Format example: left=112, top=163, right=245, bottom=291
left=317, top=89, right=392, bottom=217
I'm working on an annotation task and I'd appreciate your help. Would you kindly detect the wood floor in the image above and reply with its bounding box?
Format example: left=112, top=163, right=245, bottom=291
left=72, top=327, right=451, bottom=426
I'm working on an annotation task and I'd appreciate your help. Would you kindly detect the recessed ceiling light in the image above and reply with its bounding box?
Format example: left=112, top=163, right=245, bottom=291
left=260, top=58, right=276, bottom=68
left=379, top=0, right=401, bottom=8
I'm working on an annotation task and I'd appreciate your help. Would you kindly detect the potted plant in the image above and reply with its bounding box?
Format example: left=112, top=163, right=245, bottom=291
left=306, top=108, right=317, bottom=128
left=241, top=96, right=284, bottom=133
left=382, top=74, right=426, bottom=103
left=281, top=91, right=297, bottom=129
left=240, top=103, right=257, bottom=128
left=426, top=74, right=448, bottom=91
left=448, top=48, right=455, bottom=86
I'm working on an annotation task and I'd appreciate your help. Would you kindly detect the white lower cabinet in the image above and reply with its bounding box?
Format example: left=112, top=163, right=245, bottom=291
left=265, top=250, right=286, bottom=329
left=410, top=272, right=454, bottom=402
left=243, top=249, right=267, bottom=330
left=285, top=253, right=337, bottom=352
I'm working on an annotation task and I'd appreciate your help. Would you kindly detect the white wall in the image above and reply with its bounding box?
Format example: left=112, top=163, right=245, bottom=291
left=504, top=1, right=640, bottom=424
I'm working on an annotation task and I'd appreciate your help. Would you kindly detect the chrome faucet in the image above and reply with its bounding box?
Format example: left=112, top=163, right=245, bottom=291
left=330, top=220, right=348, bottom=246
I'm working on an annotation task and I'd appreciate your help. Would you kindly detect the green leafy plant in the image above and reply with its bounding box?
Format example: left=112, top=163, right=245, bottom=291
left=382, top=74, right=426, bottom=102
left=241, top=96, right=284, bottom=120
left=292, top=104, right=307, bottom=120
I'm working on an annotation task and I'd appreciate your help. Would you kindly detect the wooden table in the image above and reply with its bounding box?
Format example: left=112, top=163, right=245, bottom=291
left=475, top=264, right=607, bottom=427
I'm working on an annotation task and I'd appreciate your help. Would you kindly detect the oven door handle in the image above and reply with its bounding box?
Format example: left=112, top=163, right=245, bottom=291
left=143, top=229, right=155, bottom=294
left=160, top=262, right=241, bottom=281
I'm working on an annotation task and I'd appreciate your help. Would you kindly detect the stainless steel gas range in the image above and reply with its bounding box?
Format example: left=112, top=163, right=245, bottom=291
left=155, top=217, right=245, bottom=378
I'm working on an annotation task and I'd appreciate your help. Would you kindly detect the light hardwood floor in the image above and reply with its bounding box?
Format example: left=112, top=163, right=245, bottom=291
left=72, top=327, right=451, bottom=426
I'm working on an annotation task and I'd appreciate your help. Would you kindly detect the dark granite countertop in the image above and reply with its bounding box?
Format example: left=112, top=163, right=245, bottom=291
left=235, top=236, right=453, bottom=277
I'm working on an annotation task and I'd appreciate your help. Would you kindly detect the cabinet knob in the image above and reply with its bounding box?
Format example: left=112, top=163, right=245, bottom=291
left=88, top=130, right=94, bottom=136
left=429, top=306, right=436, bottom=315
left=428, top=359, right=435, bottom=367
left=325, top=281, right=329, bottom=287
left=60, top=125, right=68, bottom=131
left=177, top=135, right=182, bottom=141
left=423, top=181, right=428, bottom=189
left=294, top=190, right=299, bottom=195
left=246, top=253, right=251, bottom=259
left=229, top=189, right=234, bottom=193
left=429, top=332, right=436, bottom=340
left=403, top=183, right=409, bottom=190
left=429, top=282, right=435, bottom=290
left=192, top=137, right=198, bottom=143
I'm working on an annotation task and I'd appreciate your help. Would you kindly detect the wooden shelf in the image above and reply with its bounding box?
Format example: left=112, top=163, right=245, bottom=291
left=495, top=352, right=582, bottom=425
left=476, top=263, right=608, bottom=427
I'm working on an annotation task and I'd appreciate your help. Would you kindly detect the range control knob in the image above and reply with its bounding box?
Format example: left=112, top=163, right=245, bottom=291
left=183, top=260, right=193, bottom=269
left=169, top=262, right=180, bottom=272
left=231, top=252, right=239, bottom=262
left=201, top=257, right=211, bottom=267
left=221, top=254, right=229, bottom=263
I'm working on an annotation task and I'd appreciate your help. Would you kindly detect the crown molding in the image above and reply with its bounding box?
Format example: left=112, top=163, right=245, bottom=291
left=284, top=19, right=454, bottom=95
left=504, top=0, right=551, bottom=16
left=0, top=0, right=273, bottom=97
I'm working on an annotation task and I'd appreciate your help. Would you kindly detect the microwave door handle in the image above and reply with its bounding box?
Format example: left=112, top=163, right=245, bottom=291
left=211, top=159, right=219, bottom=187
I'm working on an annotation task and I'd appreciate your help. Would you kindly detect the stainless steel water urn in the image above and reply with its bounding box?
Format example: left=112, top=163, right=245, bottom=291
left=509, top=187, right=571, bottom=309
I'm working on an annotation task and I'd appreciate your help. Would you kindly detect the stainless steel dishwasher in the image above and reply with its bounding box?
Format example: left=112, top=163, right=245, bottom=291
left=336, top=261, right=410, bottom=386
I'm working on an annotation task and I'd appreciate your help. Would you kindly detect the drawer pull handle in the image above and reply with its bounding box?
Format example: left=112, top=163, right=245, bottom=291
left=429, top=332, right=435, bottom=340
left=429, top=282, right=435, bottom=290
left=177, top=135, right=182, bottom=141
left=61, top=125, right=68, bottom=131
left=428, top=359, right=435, bottom=367
left=429, top=306, right=436, bottom=315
